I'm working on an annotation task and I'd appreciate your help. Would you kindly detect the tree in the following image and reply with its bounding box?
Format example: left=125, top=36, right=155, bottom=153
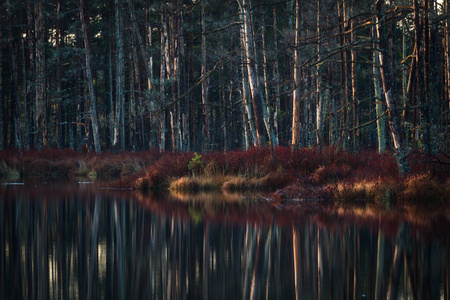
left=113, top=0, right=124, bottom=151
left=201, top=0, right=210, bottom=151
left=79, top=0, right=101, bottom=154
left=375, top=0, right=409, bottom=174
left=239, top=0, right=266, bottom=146
left=292, top=0, right=302, bottom=148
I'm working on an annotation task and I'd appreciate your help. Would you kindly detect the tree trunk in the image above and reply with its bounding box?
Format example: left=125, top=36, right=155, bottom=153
left=447, top=0, right=450, bottom=111
left=423, top=0, right=432, bottom=153
left=7, top=0, right=22, bottom=151
left=80, top=0, right=101, bottom=153
left=350, top=0, right=358, bottom=151
left=292, top=0, right=302, bottom=148
left=315, top=0, right=324, bottom=150
left=239, top=11, right=257, bottom=147
left=113, top=0, right=124, bottom=151
left=447, top=0, right=450, bottom=151
left=241, top=61, right=257, bottom=147
left=373, top=41, right=386, bottom=154
left=130, top=38, right=139, bottom=150
left=261, top=15, right=278, bottom=147
left=187, top=0, right=195, bottom=151
left=56, top=0, right=62, bottom=149
left=375, top=0, right=409, bottom=175
left=272, top=6, right=282, bottom=145
left=240, top=0, right=266, bottom=146
left=338, top=0, right=349, bottom=150
left=159, top=7, right=167, bottom=152
left=35, top=0, right=45, bottom=149
left=126, top=0, right=152, bottom=91
left=201, top=1, right=209, bottom=151
left=20, top=30, right=30, bottom=151
left=0, top=29, right=2, bottom=150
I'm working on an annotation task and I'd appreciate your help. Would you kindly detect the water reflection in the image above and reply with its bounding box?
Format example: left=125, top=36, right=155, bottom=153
left=0, top=183, right=449, bottom=299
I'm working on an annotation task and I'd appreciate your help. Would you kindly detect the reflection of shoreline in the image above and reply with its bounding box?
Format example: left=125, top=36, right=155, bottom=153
left=122, top=189, right=450, bottom=239
left=2, top=182, right=450, bottom=238
left=169, top=190, right=246, bottom=203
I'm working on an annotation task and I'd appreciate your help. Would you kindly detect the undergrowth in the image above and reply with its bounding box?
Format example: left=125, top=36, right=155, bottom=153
left=1, top=146, right=449, bottom=206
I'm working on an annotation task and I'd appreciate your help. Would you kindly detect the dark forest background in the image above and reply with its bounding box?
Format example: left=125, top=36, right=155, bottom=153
left=1, top=0, right=449, bottom=172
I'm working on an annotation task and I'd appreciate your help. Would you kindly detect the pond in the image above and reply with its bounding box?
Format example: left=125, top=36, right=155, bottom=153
left=0, top=182, right=449, bottom=299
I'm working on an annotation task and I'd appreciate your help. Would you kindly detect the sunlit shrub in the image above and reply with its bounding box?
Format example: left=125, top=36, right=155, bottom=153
left=368, top=180, right=402, bottom=208
left=337, top=183, right=367, bottom=203
left=222, top=176, right=249, bottom=192
left=402, top=174, right=443, bottom=203
left=169, top=176, right=220, bottom=192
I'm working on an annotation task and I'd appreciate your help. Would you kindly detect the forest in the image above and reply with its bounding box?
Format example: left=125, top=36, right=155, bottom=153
left=1, top=0, right=449, bottom=175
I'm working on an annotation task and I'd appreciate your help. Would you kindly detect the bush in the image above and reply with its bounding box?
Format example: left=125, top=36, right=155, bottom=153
left=368, top=180, right=402, bottom=208
left=402, top=174, right=444, bottom=203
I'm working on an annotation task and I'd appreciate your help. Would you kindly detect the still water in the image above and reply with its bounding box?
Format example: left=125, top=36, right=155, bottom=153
left=0, top=182, right=449, bottom=299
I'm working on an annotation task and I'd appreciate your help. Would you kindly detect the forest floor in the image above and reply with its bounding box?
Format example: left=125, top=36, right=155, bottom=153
left=1, top=147, right=449, bottom=210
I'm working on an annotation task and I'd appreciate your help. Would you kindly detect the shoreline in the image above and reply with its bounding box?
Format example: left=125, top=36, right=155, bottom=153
left=1, top=147, right=449, bottom=208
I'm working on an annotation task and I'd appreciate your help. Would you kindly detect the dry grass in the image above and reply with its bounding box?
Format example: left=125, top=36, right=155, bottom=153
left=222, top=172, right=289, bottom=192
left=169, top=176, right=222, bottom=192
left=402, top=174, right=447, bottom=203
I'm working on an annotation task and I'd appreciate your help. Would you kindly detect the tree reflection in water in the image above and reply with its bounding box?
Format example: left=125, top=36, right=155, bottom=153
left=0, top=183, right=449, bottom=299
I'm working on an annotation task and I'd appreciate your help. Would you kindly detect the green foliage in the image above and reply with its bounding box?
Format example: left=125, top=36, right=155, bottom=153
left=188, top=152, right=204, bottom=175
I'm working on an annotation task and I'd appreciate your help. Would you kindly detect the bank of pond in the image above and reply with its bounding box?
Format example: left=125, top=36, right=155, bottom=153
left=0, top=146, right=449, bottom=208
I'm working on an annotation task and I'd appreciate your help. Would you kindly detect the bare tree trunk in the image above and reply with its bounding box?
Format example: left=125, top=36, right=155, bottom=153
left=375, top=0, right=409, bottom=174
left=423, top=0, right=432, bottom=153
left=338, top=0, right=349, bottom=150
left=413, top=0, right=422, bottom=148
left=272, top=6, right=281, bottom=145
left=7, top=0, right=22, bottom=152
left=80, top=0, right=101, bottom=153
left=130, top=39, right=139, bottom=150
left=315, top=0, right=324, bottom=150
left=447, top=0, right=450, bottom=110
left=292, top=0, right=302, bottom=148
left=177, top=4, right=184, bottom=151
left=55, top=0, right=62, bottom=149
left=108, top=1, right=114, bottom=148
left=447, top=0, right=450, bottom=151
left=126, top=0, right=152, bottom=90
left=260, top=15, right=277, bottom=149
left=145, top=1, right=154, bottom=149
left=350, top=0, right=358, bottom=151
left=113, top=0, right=124, bottom=151
left=373, top=45, right=386, bottom=154
left=187, top=0, right=195, bottom=150
left=159, top=7, right=167, bottom=152
left=201, top=1, right=209, bottom=151
left=20, top=34, right=30, bottom=150
left=0, top=29, right=2, bottom=150
left=239, top=0, right=266, bottom=146
left=239, top=14, right=257, bottom=147
left=35, top=0, right=45, bottom=149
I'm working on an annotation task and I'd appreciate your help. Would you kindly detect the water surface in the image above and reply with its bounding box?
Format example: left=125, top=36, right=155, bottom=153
left=0, top=182, right=449, bottom=299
